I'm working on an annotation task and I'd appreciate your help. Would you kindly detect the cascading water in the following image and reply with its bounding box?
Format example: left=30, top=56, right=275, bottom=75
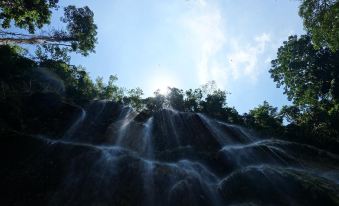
left=63, top=108, right=86, bottom=140
left=141, top=117, right=155, bottom=205
left=114, top=106, right=138, bottom=145
left=3, top=100, right=339, bottom=206
left=197, top=113, right=234, bottom=145
left=143, top=117, right=154, bottom=159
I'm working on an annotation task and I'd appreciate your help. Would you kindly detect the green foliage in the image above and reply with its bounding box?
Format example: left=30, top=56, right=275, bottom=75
left=0, top=0, right=59, bottom=33
left=244, top=101, right=283, bottom=135
left=0, top=3, right=97, bottom=57
left=270, top=34, right=339, bottom=140
left=124, top=87, right=144, bottom=112
left=61, top=5, right=97, bottom=56
left=270, top=35, right=339, bottom=106
left=35, top=5, right=97, bottom=56
left=143, top=90, right=166, bottom=113
left=200, top=89, right=227, bottom=117
left=33, top=60, right=98, bottom=105
left=280, top=105, right=301, bottom=124
left=299, top=0, right=339, bottom=51
left=184, top=88, right=203, bottom=112
left=166, top=87, right=185, bottom=111
left=35, top=44, right=71, bottom=63
left=267, top=0, right=339, bottom=144
left=95, top=75, right=124, bottom=102
left=0, top=45, right=37, bottom=99
left=0, top=45, right=119, bottom=105
left=140, top=82, right=243, bottom=124
left=224, top=107, right=243, bottom=124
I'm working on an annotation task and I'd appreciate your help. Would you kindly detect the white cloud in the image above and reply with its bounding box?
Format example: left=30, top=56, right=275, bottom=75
left=179, top=0, right=271, bottom=88
left=180, top=0, right=226, bottom=86
left=227, top=33, right=271, bottom=81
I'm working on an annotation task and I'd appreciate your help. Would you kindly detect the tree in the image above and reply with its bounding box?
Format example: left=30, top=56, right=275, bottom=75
left=166, top=87, right=185, bottom=111
left=299, top=0, right=339, bottom=51
left=0, top=0, right=59, bottom=33
left=144, top=90, right=166, bottom=113
left=224, top=107, right=242, bottom=124
left=95, top=75, right=125, bottom=102
left=270, top=34, right=339, bottom=139
left=184, top=88, right=203, bottom=112
left=200, top=89, right=227, bottom=117
left=280, top=105, right=302, bottom=124
left=0, top=5, right=97, bottom=56
left=245, top=101, right=283, bottom=135
left=39, top=60, right=98, bottom=104
left=0, top=45, right=37, bottom=99
left=269, top=35, right=339, bottom=107
left=125, top=87, right=144, bottom=112
left=0, top=45, right=104, bottom=105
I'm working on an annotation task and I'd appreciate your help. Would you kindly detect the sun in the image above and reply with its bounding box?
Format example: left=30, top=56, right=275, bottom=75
left=150, top=74, right=177, bottom=95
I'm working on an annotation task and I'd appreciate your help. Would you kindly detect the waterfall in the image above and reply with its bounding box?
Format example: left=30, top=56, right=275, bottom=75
left=143, top=117, right=154, bottom=159
left=8, top=102, right=338, bottom=206
left=140, top=117, right=155, bottom=205
left=115, top=106, right=137, bottom=145
left=197, top=113, right=231, bottom=145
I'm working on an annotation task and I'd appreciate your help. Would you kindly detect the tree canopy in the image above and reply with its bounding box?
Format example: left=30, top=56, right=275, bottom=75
left=0, top=2, right=97, bottom=57
left=299, top=0, right=339, bottom=51
left=270, top=35, right=339, bottom=107
left=0, top=0, right=59, bottom=33
left=270, top=34, right=339, bottom=140
left=244, top=101, right=283, bottom=135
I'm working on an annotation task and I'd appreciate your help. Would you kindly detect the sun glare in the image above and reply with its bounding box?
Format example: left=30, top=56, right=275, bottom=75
left=150, top=75, right=177, bottom=95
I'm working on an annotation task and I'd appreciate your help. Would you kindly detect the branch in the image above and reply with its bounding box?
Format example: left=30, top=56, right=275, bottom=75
left=0, top=30, right=32, bottom=37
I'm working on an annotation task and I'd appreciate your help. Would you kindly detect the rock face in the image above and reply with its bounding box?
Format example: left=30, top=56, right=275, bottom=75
left=1, top=98, right=339, bottom=206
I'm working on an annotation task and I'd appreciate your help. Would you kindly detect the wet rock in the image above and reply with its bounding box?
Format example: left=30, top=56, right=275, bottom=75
left=22, top=92, right=82, bottom=137
left=2, top=100, right=339, bottom=206
left=218, top=166, right=339, bottom=206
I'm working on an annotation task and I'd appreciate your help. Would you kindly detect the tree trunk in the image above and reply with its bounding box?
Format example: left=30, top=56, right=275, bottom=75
left=0, top=35, right=75, bottom=46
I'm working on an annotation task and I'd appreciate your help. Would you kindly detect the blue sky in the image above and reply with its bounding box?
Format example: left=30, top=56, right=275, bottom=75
left=57, top=0, right=305, bottom=113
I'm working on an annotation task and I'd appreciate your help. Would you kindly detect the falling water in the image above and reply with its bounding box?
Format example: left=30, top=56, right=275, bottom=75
left=166, top=109, right=182, bottom=146
left=219, top=139, right=300, bottom=169
left=197, top=113, right=231, bottom=145
left=63, top=108, right=86, bottom=140
left=141, top=117, right=155, bottom=205
left=157, top=109, right=182, bottom=147
left=92, top=100, right=108, bottom=121
left=143, top=117, right=154, bottom=159
left=142, top=160, right=155, bottom=206
left=6, top=102, right=339, bottom=206
left=171, top=160, right=223, bottom=206
left=115, top=106, right=138, bottom=145
left=217, top=121, right=257, bottom=142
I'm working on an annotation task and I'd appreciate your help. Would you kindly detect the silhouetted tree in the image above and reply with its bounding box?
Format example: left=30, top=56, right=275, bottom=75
left=166, top=87, right=185, bottom=111
left=144, top=90, right=166, bottom=113
left=184, top=88, right=203, bottom=112
left=200, top=89, right=227, bottom=118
